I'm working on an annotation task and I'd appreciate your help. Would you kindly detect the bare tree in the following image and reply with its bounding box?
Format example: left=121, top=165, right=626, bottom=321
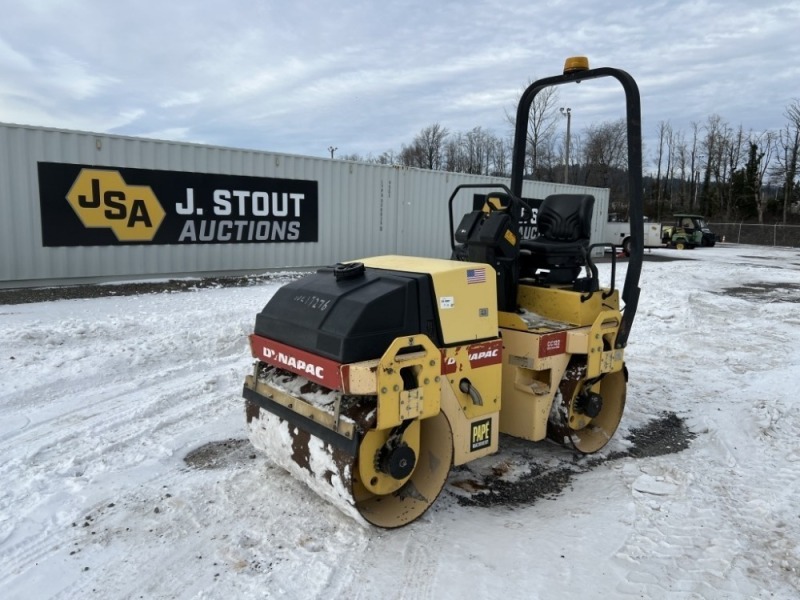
left=774, top=100, right=800, bottom=223
left=379, top=90, right=798, bottom=224
left=739, top=132, right=776, bottom=223
left=418, top=123, right=449, bottom=170
left=469, top=130, right=484, bottom=175
left=755, top=131, right=776, bottom=223
left=443, top=135, right=462, bottom=173
left=699, top=115, right=726, bottom=215
left=398, top=123, right=450, bottom=170
left=468, top=127, right=490, bottom=175
left=505, top=82, right=561, bottom=179
left=582, top=119, right=628, bottom=210
left=672, top=131, right=689, bottom=207
left=720, top=125, right=745, bottom=219
left=689, top=121, right=701, bottom=210
left=568, top=132, right=583, bottom=185
left=664, top=125, right=676, bottom=214
left=398, top=143, right=422, bottom=168
left=439, top=127, right=505, bottom=176
left=375, top=149, right=397, bottom=165
left=653, top=121, right=671, bottom=220
left=490, top=136, right=512, bottom=177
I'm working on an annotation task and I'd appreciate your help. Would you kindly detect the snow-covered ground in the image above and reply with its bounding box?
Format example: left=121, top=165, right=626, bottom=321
left=1, top=244, right=799, bottom=599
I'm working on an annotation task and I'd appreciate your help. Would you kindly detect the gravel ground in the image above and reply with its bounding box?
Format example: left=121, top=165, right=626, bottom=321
left=0, top=274, right=298, bottom=305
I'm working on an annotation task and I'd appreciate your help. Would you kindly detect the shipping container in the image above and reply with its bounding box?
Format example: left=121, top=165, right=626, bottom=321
left=0, top=123, right=609, bottom=287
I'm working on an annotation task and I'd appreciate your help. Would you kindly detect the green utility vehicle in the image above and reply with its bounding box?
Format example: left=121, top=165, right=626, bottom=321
left=661, top=213, right=716, bottom=249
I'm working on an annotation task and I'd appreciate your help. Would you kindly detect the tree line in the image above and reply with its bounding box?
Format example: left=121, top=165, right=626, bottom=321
left=338, top=87, right=800, bottom=224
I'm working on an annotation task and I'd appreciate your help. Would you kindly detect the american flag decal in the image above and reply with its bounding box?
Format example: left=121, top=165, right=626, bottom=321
left=466, top=268, right=486, bottom=284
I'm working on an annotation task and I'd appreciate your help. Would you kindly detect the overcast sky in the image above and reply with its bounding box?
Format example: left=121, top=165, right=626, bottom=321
left=1, top=0, right=799, bottom=166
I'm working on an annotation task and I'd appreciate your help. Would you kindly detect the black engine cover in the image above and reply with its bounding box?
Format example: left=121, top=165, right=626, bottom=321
left=254, top=266, right=441, bottom=364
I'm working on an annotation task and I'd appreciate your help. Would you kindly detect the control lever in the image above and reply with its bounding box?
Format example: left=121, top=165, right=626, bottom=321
left=459, top=378, right=483, bottom=406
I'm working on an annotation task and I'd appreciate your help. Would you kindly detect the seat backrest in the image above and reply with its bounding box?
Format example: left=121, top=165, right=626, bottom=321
left=537, top=194, right=594, bottom=242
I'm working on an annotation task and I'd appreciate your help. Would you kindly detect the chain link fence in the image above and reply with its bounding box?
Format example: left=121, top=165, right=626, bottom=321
left=709, top=223, right=800, bottom=248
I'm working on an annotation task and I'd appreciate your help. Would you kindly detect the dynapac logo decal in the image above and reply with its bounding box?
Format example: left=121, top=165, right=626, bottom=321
left=261, top=346, right=325, bottom=380
left=65, top=169, right=166, bottom=242
left=441, top=339, right=503, bottom=375
left=37, top=162, right=318, bottom=247
left=249, top=335, right=341, bottom=390
left=467, top=339, right=503, bottom=368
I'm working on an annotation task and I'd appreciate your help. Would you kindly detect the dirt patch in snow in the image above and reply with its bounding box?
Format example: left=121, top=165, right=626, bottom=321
left=606, top=411, right=695, bottom=460
left=183, top=438, right=257, bottom=470
left=454, top=411, right=696, bottom=508
left=719, top=281, right=800, bottom=303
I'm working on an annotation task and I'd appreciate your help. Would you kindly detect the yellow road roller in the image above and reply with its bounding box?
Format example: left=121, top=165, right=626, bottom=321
left=243, top=57, right=644, bottom=528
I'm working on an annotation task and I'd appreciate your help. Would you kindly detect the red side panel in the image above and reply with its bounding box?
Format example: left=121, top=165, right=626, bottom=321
left=441, top=351, right=458, bottom=375
left=249, top=334, right=343, bottom=390
left=440, top=339, right=503, bottom=375
left=467, top=339, right=503, bottom=368
left=538, top=331, right=567, bottom=358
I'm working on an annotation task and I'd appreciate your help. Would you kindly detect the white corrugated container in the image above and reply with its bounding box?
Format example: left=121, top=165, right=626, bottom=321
left=0, top=123, right=608, bottom=287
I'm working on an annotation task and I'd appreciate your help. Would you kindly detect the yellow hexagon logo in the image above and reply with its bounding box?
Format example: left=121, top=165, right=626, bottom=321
left=65, top=169, right=165, bottom=242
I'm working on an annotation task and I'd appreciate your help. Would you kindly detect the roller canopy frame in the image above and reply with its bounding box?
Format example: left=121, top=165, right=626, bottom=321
left=510, top=66, right=643, bottom=348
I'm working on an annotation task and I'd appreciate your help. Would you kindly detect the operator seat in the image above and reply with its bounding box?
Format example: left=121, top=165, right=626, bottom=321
left=453, top=192, right=526, bottom=312
left=521, top=194, right=595, bottom=285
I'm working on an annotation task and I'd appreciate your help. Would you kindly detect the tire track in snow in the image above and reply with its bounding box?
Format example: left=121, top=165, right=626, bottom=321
left=46, top=474, right=222, bottom=599
left=613, top=439, right=800, bottom=597
left=611, top=255, right=800, bottom=597
left=395, top=527, right=439, bottom=600
left=0, top=297, right=261, bottom=596
left=1, top=357, right=243, bottom=483
left=613, top=462, right=748, bottom=597
left=0, top=378, right=243, bottom=594
left=0, top=286, right=277, bottom=597
left=0, top=526, right=71, bottom=591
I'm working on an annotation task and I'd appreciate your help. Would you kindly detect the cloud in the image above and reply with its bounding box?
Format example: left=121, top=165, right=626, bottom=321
left=159, top=92, right=203, bottom=109
left=1, top=0, right=798, bottom=159
left=40, top=48, right=119, bottom=100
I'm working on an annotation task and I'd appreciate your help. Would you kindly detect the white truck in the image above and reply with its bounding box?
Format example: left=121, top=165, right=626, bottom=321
left=604, top=216, right=664, bottom=255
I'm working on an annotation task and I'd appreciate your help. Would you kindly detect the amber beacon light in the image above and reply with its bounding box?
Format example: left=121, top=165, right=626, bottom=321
left=563, top=56, right=590, bottom=74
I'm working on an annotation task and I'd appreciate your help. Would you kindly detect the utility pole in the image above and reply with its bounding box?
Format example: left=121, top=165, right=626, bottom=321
left=560, top=107, right=571, bottom=184
left=328, top=146, right=338, bottom=159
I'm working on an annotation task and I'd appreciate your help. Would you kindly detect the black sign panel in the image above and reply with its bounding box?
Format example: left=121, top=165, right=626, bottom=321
left=472, top=193, right=543, bottom=240
left=470, top=417, right=492, bottom=452
left=38, top=162, right=319, bottom=246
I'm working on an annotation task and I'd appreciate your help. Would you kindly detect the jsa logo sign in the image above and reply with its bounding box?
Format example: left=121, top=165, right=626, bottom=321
left=66, top=169, right=165, bottom=242
left=38, top=162, right=319, bottom=247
